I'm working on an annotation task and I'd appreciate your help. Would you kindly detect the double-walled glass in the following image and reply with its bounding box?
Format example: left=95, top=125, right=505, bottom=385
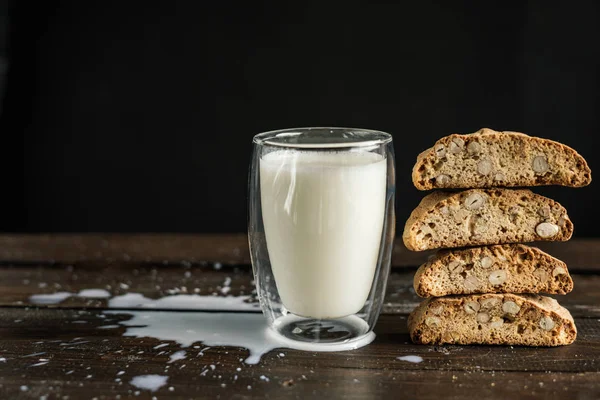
left=248, top=127, right=395, bottom=351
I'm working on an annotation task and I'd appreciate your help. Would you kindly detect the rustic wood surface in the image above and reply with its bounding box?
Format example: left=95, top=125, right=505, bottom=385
left=1, top=234, right=599, bottom=269
left=0, top=235, right=599, bottom=399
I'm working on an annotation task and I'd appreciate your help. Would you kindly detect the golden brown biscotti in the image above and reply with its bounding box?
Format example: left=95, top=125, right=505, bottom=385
left=408, top=293, right=576, bottom=346
left=413, top=244, right=573, bottom=297
left=412, top=128, right=592, bottom=190
left=402, top=189, right=573, bottom=251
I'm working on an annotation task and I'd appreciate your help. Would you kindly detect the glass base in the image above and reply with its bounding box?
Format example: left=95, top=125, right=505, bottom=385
left=268, top=314, right=375, bottom=352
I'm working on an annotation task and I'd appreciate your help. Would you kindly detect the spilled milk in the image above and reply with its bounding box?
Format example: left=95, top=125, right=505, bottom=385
left=129, top=374, right=169, bottom=392
left=30, top=290, right=376, bottom=364
left=104, top=309, right=278, bottom=364
left=396, top=355, right=423, bottom=363
left=30, top=289, right=111, bottom=304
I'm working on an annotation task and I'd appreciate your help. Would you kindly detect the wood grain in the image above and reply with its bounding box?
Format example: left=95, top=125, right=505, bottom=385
left=1, top=234, right=598, bottom=269
left=0, top=308, right=599, bottom=399
left=3, top=263, right=600, bottom=317
left=0, top=235, right=599, bottom=399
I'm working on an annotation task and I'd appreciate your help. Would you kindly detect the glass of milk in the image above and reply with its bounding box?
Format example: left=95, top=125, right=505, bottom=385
left=248, top=127, right=395, bottom=351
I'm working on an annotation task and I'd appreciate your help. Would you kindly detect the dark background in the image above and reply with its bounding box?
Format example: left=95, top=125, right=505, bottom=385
left=0, top=1, right=598, bottom=235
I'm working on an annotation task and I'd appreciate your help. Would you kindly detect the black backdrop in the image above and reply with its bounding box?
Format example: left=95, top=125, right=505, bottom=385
left=1, top=1, right=599, bottom=235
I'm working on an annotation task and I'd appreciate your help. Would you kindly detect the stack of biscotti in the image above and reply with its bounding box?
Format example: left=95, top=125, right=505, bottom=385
left=403, top=128, right=591, bottom=347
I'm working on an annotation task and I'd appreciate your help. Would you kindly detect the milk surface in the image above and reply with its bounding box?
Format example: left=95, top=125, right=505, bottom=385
left=260, top=150, right=386, bottom=319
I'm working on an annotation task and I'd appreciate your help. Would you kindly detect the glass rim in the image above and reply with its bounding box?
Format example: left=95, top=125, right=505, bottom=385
left=253, top=127, right=393, bottom=149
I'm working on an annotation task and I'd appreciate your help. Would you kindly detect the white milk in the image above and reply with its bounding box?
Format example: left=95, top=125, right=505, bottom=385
left=260, top=150, right=387, bottom=319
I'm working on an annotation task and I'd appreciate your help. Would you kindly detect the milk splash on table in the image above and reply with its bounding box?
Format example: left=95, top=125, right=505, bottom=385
left=129, top=374, right=169, bottom=392
left=104, top=309, right=277, bottom=364
left=103, top=293, right=375, bottom=363
left=30, top=288, right=377, bottom=364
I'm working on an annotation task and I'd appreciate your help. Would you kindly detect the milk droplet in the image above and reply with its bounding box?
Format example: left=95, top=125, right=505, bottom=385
left=130, top=375, right=168, bottom=392
left=397, top=355, right=423, bottom=363
left=168, top=351, right=187, bottom=363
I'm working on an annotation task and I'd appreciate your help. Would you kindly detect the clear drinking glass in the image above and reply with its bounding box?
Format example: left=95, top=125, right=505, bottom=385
left=248, top=127, right=395, bottom=351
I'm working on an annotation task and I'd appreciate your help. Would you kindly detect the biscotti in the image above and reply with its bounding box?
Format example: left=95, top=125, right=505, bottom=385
left=408, top=293, right=577, bottom=346
left=402, top=189, right=573, bottom=251
left=413, top=244, right=573, bottom=297
left=412, top=128, right=592, bottom=190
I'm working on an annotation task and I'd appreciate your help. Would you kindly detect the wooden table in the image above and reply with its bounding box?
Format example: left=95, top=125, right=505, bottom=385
left=1, top=235, right=599, bottom=399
